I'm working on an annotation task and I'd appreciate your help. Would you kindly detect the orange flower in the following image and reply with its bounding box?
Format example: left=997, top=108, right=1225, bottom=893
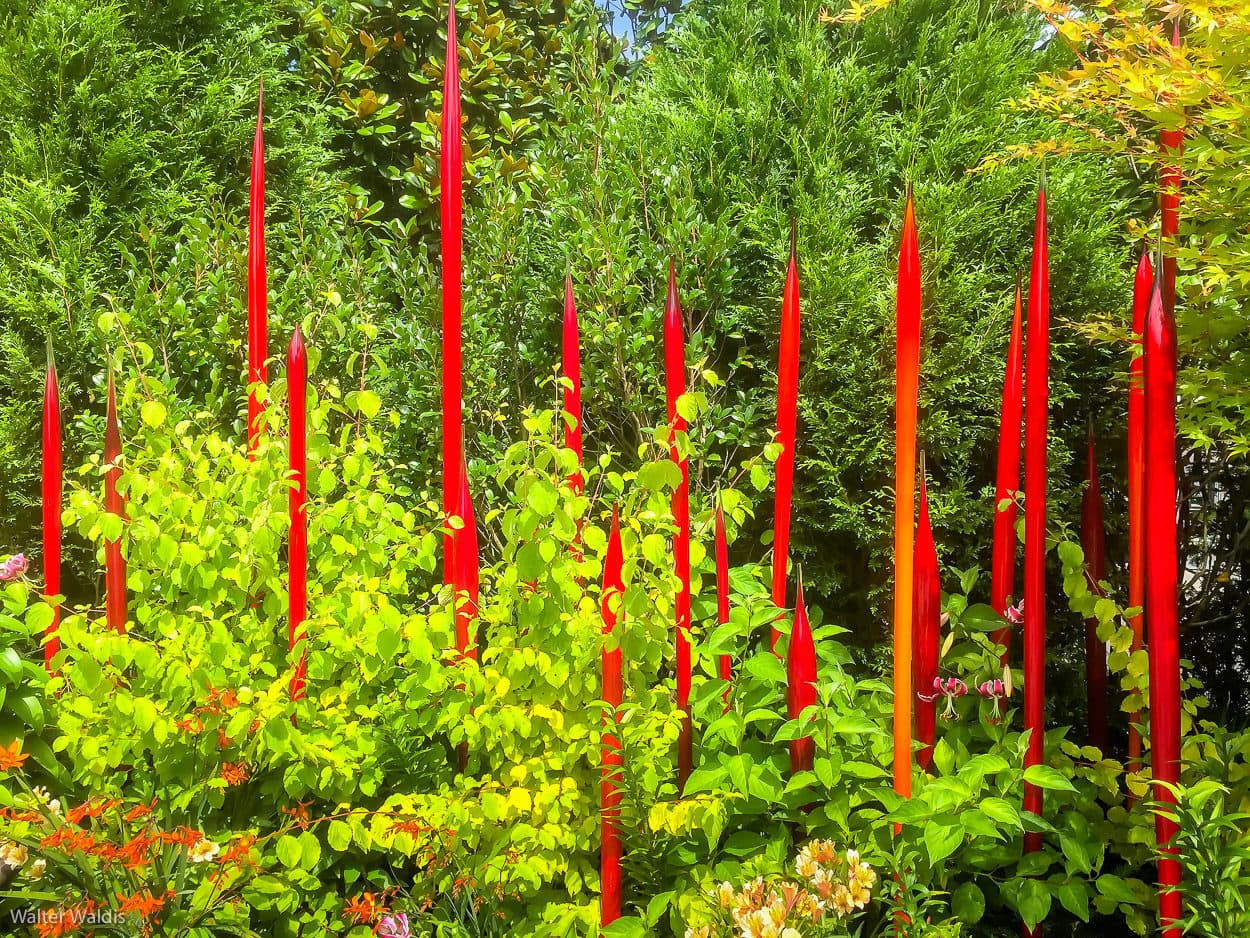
left=220, top=762, right=249, bottom=786
left=117, top=889, right=168, bottom=919
left=342, top=892, right=386, bottom=925
left=0, top=739, right=29, bottom=772
left=124, top=800, right=156, bottom=823
left=41, top=828, right=96, bottom=855
left=34, top=900, right=98, bottom=937
left=219, top=834, right=256, bottom=868
left=66, top=797, right=120, bottom=825
left=280, top=801, right=313, bottom=828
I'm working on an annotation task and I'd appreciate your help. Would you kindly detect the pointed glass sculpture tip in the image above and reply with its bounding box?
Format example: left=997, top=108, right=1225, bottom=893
left=289, top=324, right=306, bottom=358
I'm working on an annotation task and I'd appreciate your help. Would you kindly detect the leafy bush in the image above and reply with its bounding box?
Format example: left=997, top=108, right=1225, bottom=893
left=396, top=0, right=1133, bottom=635
left=0, top=363, right=1246, bottom=937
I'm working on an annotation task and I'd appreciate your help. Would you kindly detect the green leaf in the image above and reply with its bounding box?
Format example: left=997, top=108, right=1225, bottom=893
left=376, top=626, right=401, bottom=661
left=9, top=693, right=43, bottom=733
left=743, top=653, right=785, bottom=684
left=602, top=917, right=646, bottom=937
left=644, top=891, right=673, bottom=926
left=951, top=882, right=985, bottom=924
left=750, top=464, right=770, bottom=491
left=527, top=478, right=559, bottom=516
left=327, top=820, right=352, bottom=852
left=141, top=400, right=167, bottom=427
left=70, top=656, right=102, bottom=693
left=638, top=460, right=682, bottom=493
left=23, top=604, right=53, bottom=638
left=1055, top=880, right=1091, bottom=921
left=356, top=390, right=381, bottom=419
left=1023, top=764, right=1077, bottom=792
left=979, top=796, right=1024, bottom=830
left=131, top=697, right=156, bottom=733
left=1096, top=873, right=1139, bottom=905
left=932, top=737, right=956, bottom=775
left=959, top=603, right=1005, bottom=631
left=923, top=818, right=963, bottom=865
left=0, top=648, right=23, bottom=684
left=297, top=831, right=321, bottom=870
left=831, top=713, right=884, bottom=735
left=1017, top=879, right=1052, bottom=930
left=1059, top=832, right=1093, bottom=875
left=275, top=834, right=303, bottom=869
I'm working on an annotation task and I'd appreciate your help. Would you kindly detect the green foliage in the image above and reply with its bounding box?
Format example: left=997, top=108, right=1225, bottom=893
left=415, top=0, right=1131, bottom=630
left=0, top=367, right=1246, bottom=936
left=0, top=581, right=60, bottom=788
left=0, top=0, right=354, bottom=586
left=285, top=0, right=613, bottom=237
left=1017, top=0, right=1250, bottom=720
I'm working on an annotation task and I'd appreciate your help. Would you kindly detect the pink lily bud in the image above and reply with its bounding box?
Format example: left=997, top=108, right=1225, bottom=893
left=1006, top=599, right=1024, bottom=626
left=0, top=554, right=28, bottom=582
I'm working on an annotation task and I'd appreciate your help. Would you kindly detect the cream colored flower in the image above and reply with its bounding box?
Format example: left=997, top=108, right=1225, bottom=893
left=187, top=839, right=220, bottom=863
left=830, top=884, right=854, bottom=916
left=809, top=867, right=834, bottom=900
left=31, top=786, right=51, bottom=804
left=848, top=878, right=871, bottom=909
left=47, top=799, right=61, bottom=817
left=0, top=842, right=29, bottom=867
left=716, top=881, right=736, bottom=908
left=852, top=861, right=876, bottom=888
left=28, top=858, right=46, bottom=880
left=736, top=908, right=779, bottom=938
left=684, top=928, right=710, bottom=938
left=766, top=897, right=787, bottom=928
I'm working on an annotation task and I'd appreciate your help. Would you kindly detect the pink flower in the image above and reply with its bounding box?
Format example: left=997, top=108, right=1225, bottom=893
left=978, top=678, right=1009, bottom=723
left=1005, top=599, right=1024, bottom=626
left=0, top=554, right=28, bottom=583
left=918, top=676, right=968, bottom=720
left=377, top=912, right=410, bottom=938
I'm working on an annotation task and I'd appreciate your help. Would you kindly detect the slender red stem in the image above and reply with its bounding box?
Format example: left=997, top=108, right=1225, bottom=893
left=454, top=457, right=480, bottom=663
left=1082, top=431, right=1107, bottom=751
left=288, top=328, right=308, bottom=702
left=715, top=501, right=732, bottom=712
left=600, top=506, right=624, bottom=926
left=990, top=279, right=1024, bottom=660
left=771, top=238, right=801, bottom=650
left=1160, top=20, right=1183, bottom=317
left=453, top=454, right=480, bottom=772
left=912, top=475, right=940, bottom=771
left=441, top=0, right=464, bottom=588
left=563, top=274, right=583, bottom=493
left=563, top=275, right=585, bottom=564
left=42, top=349, right=61, bottom=669
left=893, top=190, right=921, bottom=802
left=104, top=370, right=127, bottom=634
left=1144, top=275, right=1183, bottom=936
left=1021, top=183, right=1049, bottom=936
left=787, top=576, right=817, bottom=774
left=247, top=88, right=268, bottom=457
left=1127, top=251, right=1154, bottom=776
left=664, top=261, right=693, bottom=789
